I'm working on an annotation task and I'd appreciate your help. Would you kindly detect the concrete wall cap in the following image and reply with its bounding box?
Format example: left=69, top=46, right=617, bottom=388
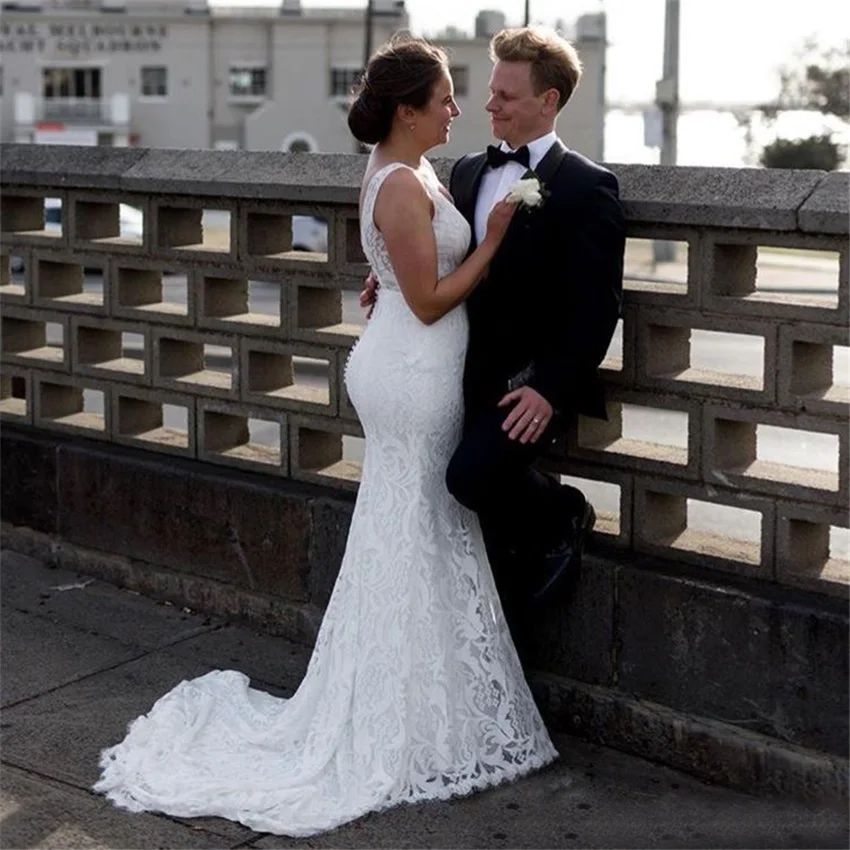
left=2, top=145, right=847, bottom=232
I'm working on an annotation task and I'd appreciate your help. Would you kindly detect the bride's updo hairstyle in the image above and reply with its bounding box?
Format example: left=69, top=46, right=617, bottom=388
left=348, top=34, right=449, bottom=146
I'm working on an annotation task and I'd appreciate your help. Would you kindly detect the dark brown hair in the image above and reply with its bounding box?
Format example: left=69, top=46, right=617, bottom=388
left=490, top=27, right=582, bottom=111
left=348, top=34, right=448, bottom=145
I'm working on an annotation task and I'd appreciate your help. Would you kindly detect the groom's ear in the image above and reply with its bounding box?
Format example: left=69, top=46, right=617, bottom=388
left=540, top=88, right=559, bottom=116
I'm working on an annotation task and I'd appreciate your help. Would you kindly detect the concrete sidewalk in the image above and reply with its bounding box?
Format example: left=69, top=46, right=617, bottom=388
left=1, top=550, right=847, bottom=850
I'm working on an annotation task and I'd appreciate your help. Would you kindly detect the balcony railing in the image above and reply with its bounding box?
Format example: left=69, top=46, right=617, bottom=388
left=13, top=93, right=130, bottom=127
left=40, top=98, right=107, bottom=123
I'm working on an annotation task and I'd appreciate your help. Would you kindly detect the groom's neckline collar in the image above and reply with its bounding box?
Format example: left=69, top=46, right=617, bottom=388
left=500, top=131, right=558, bottom=170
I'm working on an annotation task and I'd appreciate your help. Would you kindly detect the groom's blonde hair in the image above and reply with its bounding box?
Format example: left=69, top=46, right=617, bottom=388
left=490, top=27, right=582, bottom=111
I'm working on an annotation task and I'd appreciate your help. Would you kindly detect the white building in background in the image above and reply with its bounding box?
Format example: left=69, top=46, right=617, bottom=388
left=0, top=0, right=608, bottom=160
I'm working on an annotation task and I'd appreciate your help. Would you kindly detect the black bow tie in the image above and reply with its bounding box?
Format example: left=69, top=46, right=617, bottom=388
left=486, top=144, right=530, bottom=169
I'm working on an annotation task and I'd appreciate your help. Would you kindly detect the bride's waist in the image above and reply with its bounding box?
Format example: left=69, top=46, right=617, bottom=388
left=373, top=286, right=466, bottom=322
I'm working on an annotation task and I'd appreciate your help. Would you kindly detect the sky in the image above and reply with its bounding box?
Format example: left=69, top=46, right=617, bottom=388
left=210, top=0, right=849, bottom=107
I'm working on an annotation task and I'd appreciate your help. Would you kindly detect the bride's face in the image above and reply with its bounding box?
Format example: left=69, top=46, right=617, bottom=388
left=415, top=69, right=461, bottom=150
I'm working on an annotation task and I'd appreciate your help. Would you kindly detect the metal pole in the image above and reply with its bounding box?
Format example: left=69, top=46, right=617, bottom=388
left=363, top=0, right=374, bottom=71
left=524, top=0, right=530, bottom=25
left=653, top=0, right=679, bottom=264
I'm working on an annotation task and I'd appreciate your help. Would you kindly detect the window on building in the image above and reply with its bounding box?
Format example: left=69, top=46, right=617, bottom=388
left=330, top=68, right=363, bottom=98
left=450, top=65, right=469, bottom=97
left=43, top=67, right=101, bottom=100
left=229, top=67, right=267, bottom=98
left=141, top=66, right=168, bottom=98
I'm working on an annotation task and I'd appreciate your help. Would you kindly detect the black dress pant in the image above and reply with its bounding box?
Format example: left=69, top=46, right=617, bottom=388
left=445, top=406, right=586, bottom=571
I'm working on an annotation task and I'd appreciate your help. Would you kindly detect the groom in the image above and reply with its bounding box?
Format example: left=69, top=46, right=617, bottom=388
left=444, top=26, right=625, bottom=611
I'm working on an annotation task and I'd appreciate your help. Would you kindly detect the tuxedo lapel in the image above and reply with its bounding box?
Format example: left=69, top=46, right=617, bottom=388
left=533, top=138, right=568, bottom=189
left=457, top=153, right=488, bottom=251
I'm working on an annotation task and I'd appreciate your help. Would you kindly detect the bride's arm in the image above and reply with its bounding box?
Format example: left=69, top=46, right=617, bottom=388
left=374, top=169, right=512, bottom=325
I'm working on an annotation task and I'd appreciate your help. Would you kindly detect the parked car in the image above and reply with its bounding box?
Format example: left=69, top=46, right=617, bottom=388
left=291, top=215, right=328, bottom=253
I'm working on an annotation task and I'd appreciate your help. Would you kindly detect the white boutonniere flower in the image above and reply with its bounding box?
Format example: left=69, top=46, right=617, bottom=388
left=505, top=174, right=548, bottom=209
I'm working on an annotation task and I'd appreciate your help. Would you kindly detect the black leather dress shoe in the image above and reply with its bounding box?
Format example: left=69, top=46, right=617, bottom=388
left=529, top=500, right=596, bottom=605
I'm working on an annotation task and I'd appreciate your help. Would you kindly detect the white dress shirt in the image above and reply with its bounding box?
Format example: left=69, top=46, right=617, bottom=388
left=473, top=130, right=558, bottom=246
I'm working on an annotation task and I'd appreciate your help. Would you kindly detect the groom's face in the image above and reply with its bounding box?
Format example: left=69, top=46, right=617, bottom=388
left=486, top=60, right=553, bottom=149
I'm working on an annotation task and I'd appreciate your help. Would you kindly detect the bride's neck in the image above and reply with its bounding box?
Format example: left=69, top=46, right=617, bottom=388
left=375, top=132, right=427, bottom=168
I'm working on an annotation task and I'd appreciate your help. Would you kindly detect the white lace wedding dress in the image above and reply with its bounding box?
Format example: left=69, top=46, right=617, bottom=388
left=94, top=162, right=557, bottom=837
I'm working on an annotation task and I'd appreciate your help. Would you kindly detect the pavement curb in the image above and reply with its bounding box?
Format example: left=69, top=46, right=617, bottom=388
left=529, top=672, right=849, bottom=806
left=3, top=521, right=847, bottom=808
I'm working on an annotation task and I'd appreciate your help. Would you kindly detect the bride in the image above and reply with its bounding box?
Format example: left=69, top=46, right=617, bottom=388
left=94, top=34, right=557, bottom=837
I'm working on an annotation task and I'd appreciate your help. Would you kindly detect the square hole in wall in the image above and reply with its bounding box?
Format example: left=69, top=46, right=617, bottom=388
left=647, top=325, right=766, bottom=391
left=157, top=338, right=233, bottom=391
left=559, top=475, right=621, bottom=537
left=297, top=287, right=342, bottom=332
left=754, top=246, right=840, bottom=308
left=579, top=403, right=688, bottom=466
left=782, top=518, right=849, bottom=589
left=0, top=195, right=62, bottom=236
left=289, top=213, right=329, bottom=261
left=1, top=316, right=64, bottom=364
left=158, top=207, right=230, bottom=253
left=683, top=498, right=762, bottom=564
left=246, top=349, right=330, bottom=407
left=77, top=325, right=144, bottom=377
left=791, top=342, right=850, bottom=404
left=117, top=267, right=187, bottom=317
left=689, top=329, right=764, bottom=389
left=643, top=490, right=761, bottom=566
left=0, top=374, right=27, bottom=417
left=755, top=424, right=839, bottom=491
left=712, top=243, right=841, bottom=310
left=202, top=409, right=281, bottom=467
left=297, top=427, right=362, bottom=484
left=1, top=251, right=27, bottom=298
left=39, top=381, right=105, bottom=432
left=243, top=211, right=328, bottom=262
left=37, top=259, right=104, bottom=307
left=623, top=237, right=689, bottom=295
left=74, top=200, right=144, bottom=245
left=116, top=395, right=190, bottom=450
left=201, top=274, right=282, bottom=329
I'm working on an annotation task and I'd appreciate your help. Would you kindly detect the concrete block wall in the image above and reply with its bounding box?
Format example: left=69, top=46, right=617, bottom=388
left=1, top=145, right=847, bottom=598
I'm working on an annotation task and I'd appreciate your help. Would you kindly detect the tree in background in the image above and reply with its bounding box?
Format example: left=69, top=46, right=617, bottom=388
left=757, top=39, right=849, bottom=170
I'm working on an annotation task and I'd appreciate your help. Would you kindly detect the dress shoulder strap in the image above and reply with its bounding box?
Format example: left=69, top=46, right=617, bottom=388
left=361, top=162, right=416, bottom=230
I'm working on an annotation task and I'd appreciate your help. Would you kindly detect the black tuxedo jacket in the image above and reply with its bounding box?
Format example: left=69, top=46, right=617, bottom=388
left=450, top=139, right=625, bottom=420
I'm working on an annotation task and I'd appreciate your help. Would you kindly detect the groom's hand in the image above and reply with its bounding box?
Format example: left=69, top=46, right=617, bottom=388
left=498, top=387, right=554, bottom=444
left=360, top=271, right=379, bottom=319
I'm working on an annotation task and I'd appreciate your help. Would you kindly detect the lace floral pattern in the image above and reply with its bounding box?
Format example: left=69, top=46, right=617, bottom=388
left=94, top=162, right=557, bottom=838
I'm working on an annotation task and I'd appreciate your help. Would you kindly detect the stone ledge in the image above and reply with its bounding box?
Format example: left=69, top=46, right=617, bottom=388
left=530, top=672, right=848, bottom=804
left=0, top=522, right=325, bottom=646
left=798, top=171, right=850, bottom=234
left=2, top=145, right=847, bottom=232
